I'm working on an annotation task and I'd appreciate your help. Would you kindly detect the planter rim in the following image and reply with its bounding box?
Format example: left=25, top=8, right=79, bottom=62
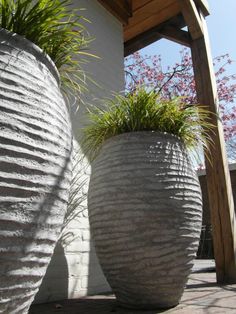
left=101, top=130, right=184, bottom=146
left=0, top=27, right=60, bottom=85
left=91, top=131, right=186, bottom=162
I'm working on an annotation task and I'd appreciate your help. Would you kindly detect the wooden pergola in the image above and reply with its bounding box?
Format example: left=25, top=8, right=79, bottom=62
left=98, top=0, right=236, bottom=284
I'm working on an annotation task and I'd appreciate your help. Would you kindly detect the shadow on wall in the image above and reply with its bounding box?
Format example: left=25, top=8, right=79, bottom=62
left=34, top=139, right=110, bottom=304
left=87, top=240, right=110, bottom=295
left=34, top=209, right=110, bottom=304
left=34, top=243, right=69, bottom=304
left=67, top=140, right=111, bottom=297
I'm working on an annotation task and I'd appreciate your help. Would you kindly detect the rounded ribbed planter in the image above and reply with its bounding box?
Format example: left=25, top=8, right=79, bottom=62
left=0, top=29, right=72, bottom=313
left=88, top=131, right=202, bottom=309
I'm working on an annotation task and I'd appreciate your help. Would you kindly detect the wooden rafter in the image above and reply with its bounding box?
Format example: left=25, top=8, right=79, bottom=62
left=97, top=0, right=132, bottom=25
left=98, top=0, right=210, bottom=48
left=157, top=26, right=192, bottom=47
left=124, top=14, right=185, bottom=56
left=124, top=0, right=181, bottom=42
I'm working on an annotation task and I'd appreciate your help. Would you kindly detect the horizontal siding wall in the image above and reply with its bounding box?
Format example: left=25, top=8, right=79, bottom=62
left=35, top=0, right=124, bottom=303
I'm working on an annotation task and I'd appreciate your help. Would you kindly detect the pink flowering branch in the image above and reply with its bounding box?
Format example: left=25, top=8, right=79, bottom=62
left=124, top=48, right=236, bottom=162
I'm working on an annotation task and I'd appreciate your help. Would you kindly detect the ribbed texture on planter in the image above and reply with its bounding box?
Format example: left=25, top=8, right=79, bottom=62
left=88, top=131, right=202, bottom=309
left=0, top=29, right=72, bottom=313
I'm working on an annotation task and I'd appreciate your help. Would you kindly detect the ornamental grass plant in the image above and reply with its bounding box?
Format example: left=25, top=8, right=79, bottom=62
left=83, top=88, right=214, bottom=160
left=0, top=0, right=93, bottom=98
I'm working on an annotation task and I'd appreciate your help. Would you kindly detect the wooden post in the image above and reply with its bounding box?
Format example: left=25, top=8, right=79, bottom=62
left=190, top=12, right=236, bottom=284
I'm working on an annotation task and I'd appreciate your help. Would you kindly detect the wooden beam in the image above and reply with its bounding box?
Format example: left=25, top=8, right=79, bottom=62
left=97, top=0, right=132, bottom=25
left=194, top=0, right=210, bottom=16
left=124, top=31, right=162, bottom=57
left=124, top=14, right=186, bottom=56
left=157, top=26, right=192, bottom=47
left=132, top=0, right=152, bottom=12
left=190, top=12, right=236, bottom=284
left=181, top=0, right=203, bottom=40
left=124, top=0, right=181, bottom=42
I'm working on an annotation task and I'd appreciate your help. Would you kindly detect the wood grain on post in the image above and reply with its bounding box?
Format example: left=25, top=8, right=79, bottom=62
left=188, top=9, right=236, bottom=283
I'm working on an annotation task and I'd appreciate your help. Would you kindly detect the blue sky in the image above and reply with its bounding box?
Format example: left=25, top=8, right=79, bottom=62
left=140, top=0, right=236, bottom=72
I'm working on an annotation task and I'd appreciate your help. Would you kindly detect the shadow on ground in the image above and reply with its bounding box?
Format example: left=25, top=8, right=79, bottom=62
left=30, top=296, right=171, bottom=314
left=30, top=261, right=236, bottom=314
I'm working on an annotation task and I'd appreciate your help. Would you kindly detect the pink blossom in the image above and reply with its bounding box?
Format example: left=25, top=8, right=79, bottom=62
left=124, top=50, right=236, bottom=162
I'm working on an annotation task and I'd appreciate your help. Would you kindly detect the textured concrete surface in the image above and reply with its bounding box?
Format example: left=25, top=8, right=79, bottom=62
left=0, top=29, right=72, bottom=313
left=88, top=132, right=202, bottom=308
left=29, top=261, right=236, bottom=313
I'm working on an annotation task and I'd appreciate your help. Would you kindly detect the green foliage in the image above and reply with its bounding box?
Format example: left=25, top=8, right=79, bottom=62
left=0, top=0, right=93, bottom=98
left=82, top=89, right=214, bottom=160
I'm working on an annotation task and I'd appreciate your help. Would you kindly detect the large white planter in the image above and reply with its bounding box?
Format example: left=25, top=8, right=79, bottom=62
left=0, top=29, right=72, bottom=313
left=88, top=131, right=202, bottom=309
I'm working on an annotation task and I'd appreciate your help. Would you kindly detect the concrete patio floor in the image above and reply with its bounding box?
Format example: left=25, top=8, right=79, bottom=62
left=29, top=260, right=236, bottom=314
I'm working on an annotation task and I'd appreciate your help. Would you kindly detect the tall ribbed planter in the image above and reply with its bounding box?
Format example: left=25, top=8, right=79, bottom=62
left=88, top=131, right=202, bottom=309
left=0, top=29, right=72, bottom=313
